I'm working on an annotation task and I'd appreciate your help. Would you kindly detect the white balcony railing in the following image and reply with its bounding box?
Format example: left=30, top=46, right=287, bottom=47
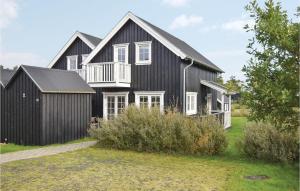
left=73, top=69, right=86, bottom=81
left=86, top=62, right=131, bottom=87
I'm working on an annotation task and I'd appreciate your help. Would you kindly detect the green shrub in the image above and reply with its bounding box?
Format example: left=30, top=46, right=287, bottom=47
left=238, top=122, right=299, bottom=163
left=89, top=106, right=227, bottom=155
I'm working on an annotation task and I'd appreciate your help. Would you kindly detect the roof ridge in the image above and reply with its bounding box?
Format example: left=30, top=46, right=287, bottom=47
left=22, top=65, right=78, bottom=74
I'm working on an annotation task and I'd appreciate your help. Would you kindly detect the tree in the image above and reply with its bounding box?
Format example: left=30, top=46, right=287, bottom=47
left=243, top=0, right=299, bottom=131
left=216, top=74, right=224, bottom=85
left=225, top=76, right=243, bottom=93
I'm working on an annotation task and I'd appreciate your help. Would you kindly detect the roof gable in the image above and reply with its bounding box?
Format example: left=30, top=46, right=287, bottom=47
left=0, top=68, right=14, bottom=87
left=82, top=12, right=223, bottom=72
left=47, top=31, right=102, bottom=68
left=6, top=65, right=95, bottom=94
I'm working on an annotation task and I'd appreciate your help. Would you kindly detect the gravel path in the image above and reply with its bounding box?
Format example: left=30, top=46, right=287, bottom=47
left=0, top=141, right=97, bottom=164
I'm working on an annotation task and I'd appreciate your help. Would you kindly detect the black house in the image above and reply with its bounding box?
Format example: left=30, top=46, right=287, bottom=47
left=49, top=12, right=232, bottom=127
left=1, top=65, right=95, bottom=145
left=0, top=67, right=14, bottom=135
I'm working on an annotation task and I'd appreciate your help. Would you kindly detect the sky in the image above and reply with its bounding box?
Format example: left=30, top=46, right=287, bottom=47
left=0, top=0, right=298, bottom=81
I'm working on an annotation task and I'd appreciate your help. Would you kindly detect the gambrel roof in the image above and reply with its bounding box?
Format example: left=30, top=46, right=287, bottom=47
left=47, top=31, right=102, bottom=68
left=82, top=12, right=223, bottom=72
left=6, top=65, right=95, bottom=93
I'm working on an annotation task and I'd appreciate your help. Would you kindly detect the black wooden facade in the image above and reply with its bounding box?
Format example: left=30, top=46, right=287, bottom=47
left=1, top=68, right=93, bottom=145
left=49, top=18, right=220, bottom=118
left=52, top=37, right=92, bottom=70
left=90, top=20, right=218, bottom=116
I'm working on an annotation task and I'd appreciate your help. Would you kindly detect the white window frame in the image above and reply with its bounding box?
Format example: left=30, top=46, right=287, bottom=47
left=134, top=41, right=152, bottom=65
left=103, top=92, right=129, bottom=119
left=186, top=92, right=197, bottom=115
left=81, top=54, right=89, bottom=64
left=134, top=91, right=164, bottom=112
left=113, top=43, right=129, bottom=63
left=67, top=55, right=78, bottom=70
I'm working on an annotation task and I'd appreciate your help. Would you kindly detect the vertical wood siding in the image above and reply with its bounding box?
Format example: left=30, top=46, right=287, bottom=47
left=183, top=60, right=218, bottom=112
left=0, top=69, right=93, bottom=145
left=1, top=70, right=42, bottom=145
left=41, top=93, right=92, bottom=145
left=52, top=37, right=92, bottom=70
left=91, top=20, right=182, bottom=116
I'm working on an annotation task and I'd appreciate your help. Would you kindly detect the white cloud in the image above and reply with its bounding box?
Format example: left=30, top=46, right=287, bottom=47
left=0, top=51, right=47, bottom=69
left=221, top=18, right=254, bottom=32
left=162, top=0, right=190, bottom=7
left=0, top=0, right=18, bottom=29
left=170, top=14, right=203, bottom=29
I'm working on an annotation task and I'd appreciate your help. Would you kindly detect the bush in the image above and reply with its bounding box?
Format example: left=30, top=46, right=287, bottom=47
left=89, top=106, right=227, bottom=155
left=238, top=122, right=299, bottom=163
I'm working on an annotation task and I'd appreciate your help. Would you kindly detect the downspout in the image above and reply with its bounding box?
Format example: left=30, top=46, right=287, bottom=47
left=183, top=58, right=194, bottom=114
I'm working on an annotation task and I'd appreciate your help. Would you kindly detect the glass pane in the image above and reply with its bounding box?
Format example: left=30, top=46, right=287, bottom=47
left=117, top=96, right=125, bottom=114
left=139, top=45, right=149, bottom=61
left=139, top=96, right=148, bottom=109
left=118, top=47, right=125, bottom=62
left=187, top=96, right=190, bottom=110
left=69, top=57, right=77, bottom=70
left=151, top=96, right=160, bottom=108
left=191, top=96, right=195, bottom=110
left=107, top=96, right=115, bottom=120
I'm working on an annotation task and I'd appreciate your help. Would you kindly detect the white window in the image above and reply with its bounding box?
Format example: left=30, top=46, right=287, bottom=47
left=135, top=41, right=152, bottom=65
left=113, top=43, right=129, bottom=63
left=186, top=92, right=197, bottom=115
left=103, top=92, right=129, bottom=119
left=134, top=91, right=164, bottom=112
left=81, top=54, right=89, bottom=64
left=67, top=55, right=78, bottom=70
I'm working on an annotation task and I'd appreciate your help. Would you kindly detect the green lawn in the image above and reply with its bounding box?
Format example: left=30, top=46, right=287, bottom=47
left=0, top=137, right=95, bottom=154
left=0, top=117, right=298, bottom=191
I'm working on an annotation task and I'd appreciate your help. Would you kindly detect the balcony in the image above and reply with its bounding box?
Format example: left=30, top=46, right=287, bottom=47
left=86, top=62, right=131, bottom=87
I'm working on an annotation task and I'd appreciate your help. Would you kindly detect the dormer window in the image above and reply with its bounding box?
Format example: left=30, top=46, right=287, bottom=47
left=67, top=55, right=78, bottom=70
left=135, top=41, right=152, bottom=65
left=113, top=43, right=129, bottom=63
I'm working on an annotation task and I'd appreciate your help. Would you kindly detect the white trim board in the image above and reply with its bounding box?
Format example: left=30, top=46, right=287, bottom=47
left=200, top=80, right=229, bottom=94
left=48, top=31, right=97, bottom=68
left=82, top=12, right=187, bottom=66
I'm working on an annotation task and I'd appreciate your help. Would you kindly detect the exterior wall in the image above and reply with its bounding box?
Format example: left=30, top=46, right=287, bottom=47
left=90, top=20, right=182, bottom=116
left=182, top=60, right=218, bottom=114
left=41, top=93, right=92, bottom=145
left=1, top=70, right=42, bottom=145
left=0, top=86, right=3, bottom=137
left=52, top=37, right=92, bottom=70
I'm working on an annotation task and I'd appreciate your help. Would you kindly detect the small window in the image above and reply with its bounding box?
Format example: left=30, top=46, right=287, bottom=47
left=81, top=54, right=89, bottom=64
left=134, top=91, right=164, bottom=112
left=186, top=92, right=197, bottom=115
left=67, top=55, right=78, bottom=70
left=135, top=41, right=152, bottom=65
left=113, top=43, right=129, bottom=63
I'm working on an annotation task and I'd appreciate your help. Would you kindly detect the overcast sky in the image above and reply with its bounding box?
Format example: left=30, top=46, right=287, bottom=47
left=0, top=0, right=298, bottom=81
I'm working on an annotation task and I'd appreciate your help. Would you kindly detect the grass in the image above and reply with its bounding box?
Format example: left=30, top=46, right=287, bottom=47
left=0, top=137, right=95, bottom=154
left=0, top=117, right=298, bottom=191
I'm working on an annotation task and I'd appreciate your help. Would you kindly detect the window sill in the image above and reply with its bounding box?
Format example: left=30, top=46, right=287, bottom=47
left=186, top=111, right=197, bottom=115
left=135, top=62, right=151, bottom=65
